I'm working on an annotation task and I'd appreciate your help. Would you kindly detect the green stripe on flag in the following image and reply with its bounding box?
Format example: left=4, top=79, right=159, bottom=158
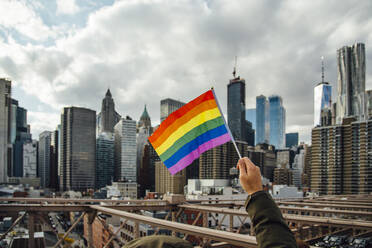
left=159, top=116, right=225, bottom=161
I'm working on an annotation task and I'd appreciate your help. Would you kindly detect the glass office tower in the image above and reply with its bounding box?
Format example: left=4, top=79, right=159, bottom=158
left=286, top=132, right=299, bottom=148
left=96, top=132, right=115, bottom=189
left=114, top=117, right=137, bottom=182
left=314, top=82, right=332, bottom=126
left=269, top=95, right=286, bottom=149
left=256, top=95, right=269, bottom=144
left=246, top=108, right=256, bottom=130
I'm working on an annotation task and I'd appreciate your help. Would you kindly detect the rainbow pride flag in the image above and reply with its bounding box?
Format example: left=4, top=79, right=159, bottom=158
left=148, top=89, right=232, bottom=175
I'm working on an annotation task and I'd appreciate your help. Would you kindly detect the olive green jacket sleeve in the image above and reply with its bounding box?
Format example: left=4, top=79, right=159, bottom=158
left=245, top=191, right=297, bottom=248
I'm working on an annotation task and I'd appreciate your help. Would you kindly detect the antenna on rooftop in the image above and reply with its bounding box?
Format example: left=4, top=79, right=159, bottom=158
left=232, top=56, right=237, bottom=79
left=321, top=56, right=325, bottom=83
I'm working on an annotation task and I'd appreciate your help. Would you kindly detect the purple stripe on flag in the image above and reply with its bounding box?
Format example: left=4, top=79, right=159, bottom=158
left=168, top=133, right=231, bottom=175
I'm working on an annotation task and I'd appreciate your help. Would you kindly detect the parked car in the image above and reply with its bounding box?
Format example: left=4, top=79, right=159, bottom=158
left=328, top=235, right=348, bottom=247
left=348, top=238, right=372, bottom=248
left=315, top=235, right=330, bottom=247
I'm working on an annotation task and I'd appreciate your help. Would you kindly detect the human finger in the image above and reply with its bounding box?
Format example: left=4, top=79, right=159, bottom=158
left=238, top=158, right=247, bottom=175
left=242, top=157, right=255, bottom=170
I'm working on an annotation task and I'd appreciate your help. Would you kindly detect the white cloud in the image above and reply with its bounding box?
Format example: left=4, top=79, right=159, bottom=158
left=28, top=111, right=60, bottom=138
left=0, top=0, right=372, bottom=142
left=56, top=0, right=80, bottom=15
left=0, top=0, right=55, bottom=41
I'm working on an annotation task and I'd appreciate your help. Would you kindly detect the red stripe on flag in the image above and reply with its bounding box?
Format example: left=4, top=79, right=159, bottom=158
left=149, top=90, right=214, bottom=143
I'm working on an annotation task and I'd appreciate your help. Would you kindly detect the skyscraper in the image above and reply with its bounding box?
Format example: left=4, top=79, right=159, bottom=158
left=256, top=95, right=269, bottom=144
left=137, top=105, right=152, bottom=171
left=37, top=129, right=57, bottom=189
left=199, top=141, right=248, bottom=179
left=314, top=83, right=332, bottom=126
left=228, top=76, right=246, bottom=141
left=269, top=95, right=286, bottom=149
left=314, top=57, right=332, bottom=126
left=366, top=89, right=372, bottom=119
left=246, top=120, right=255, bottom=146
left=60, top=107, right=96, bottom=191
left=273, top=166, right=293, bottom=186
left=114, top=117, right=137, bottom=182
left=155, top=161, right=186, bottom=194
left=50, top=130, right=59, bottom=190
left=158, top=99, right=199, bottom=188
left=23, top=140, right=37, bottom=178
left=160, top=98, right=185, bottom=122
left=0, top=79, right=11, bottom=183
left=137, top=105, right=154, bottom=196
left=97, top=89, right=121, bottom=134
left=302, top=145, right=312, bottom=189
left=138, top=143, right=155, bottom=197
left=311, top=117, right=350, bottom=195
left=312, top=116, right=372, bottom=195
left=9, top=99, right=17, bottom=144
left=138, top=105, right=152, bottom=129
left=247, top=144, right=276, bottom=182
left=286, top=133, right=299, bottom=148
left=96, top=132, right=115, bottom=189
left=336, top=43, right=366, bottom=123
left=57, top=124, right=62, bottom=185
left=38, top=131, right=52, bottom=188
left=246, top=108, right=256, bottom=130
left=292, top=149, right=305, bottom=188
left=12, top=102, right=31, bottom=177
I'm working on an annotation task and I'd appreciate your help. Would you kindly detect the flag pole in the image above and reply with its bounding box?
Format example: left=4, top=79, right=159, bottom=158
left=211, top=87, right=242, bottom=160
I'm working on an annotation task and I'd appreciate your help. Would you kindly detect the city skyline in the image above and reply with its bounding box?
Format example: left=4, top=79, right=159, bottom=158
left=1, top=2, right=372, bottom=246
left=1, top=1, right=372, bottom=143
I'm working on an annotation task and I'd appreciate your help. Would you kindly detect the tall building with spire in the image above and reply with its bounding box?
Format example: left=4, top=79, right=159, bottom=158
left=137, top=105, right=153, bottom=197
left=311, top=42, right=371, bottom=195
left=314, top=57, right=332, bottom=126
left=336, top=43, right=366, bottom=123
left=97, top=89, right=121, bottom=134
left=228, top=60, right=246, bottom=142
left=138, top=105, right=151, bottom=129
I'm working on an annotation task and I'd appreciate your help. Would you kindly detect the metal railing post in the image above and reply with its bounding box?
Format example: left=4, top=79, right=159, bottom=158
left=28, top=212, right=35, bottom=248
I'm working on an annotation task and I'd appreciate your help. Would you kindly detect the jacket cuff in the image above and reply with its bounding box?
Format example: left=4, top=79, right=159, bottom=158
left=244, top=190, right=267, bottom=210
left=244, top=191, right=277, bottom=219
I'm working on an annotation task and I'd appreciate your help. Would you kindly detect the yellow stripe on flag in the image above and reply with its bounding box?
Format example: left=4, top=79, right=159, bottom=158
left=155, top=107, right=221, bottom=155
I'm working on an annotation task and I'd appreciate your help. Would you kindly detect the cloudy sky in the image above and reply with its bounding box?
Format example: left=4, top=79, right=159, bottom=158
left=1, top=0, right=372, bottom=143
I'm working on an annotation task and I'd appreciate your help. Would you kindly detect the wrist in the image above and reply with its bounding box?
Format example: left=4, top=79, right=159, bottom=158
left=247, top=187, right=263, bottom=195
left=244, top=190, right=267, bottom=211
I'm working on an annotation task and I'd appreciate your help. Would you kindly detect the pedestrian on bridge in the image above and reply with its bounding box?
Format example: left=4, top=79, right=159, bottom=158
left=123, top=157, right=298, bottom=248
